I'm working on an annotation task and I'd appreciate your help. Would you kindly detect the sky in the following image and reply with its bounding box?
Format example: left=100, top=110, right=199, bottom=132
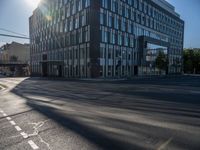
left=0, top=0, right=39, bottom=47
left=0, top=0, right=200, bottom=48
left=166, top=0, right=200, bottom=48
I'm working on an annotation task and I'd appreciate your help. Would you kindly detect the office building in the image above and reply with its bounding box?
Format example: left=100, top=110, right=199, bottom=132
left=29, top=0, right=184, bottom=78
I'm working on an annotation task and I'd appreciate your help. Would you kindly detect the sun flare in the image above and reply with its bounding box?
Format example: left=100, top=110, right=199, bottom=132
left=25, top=0, right=41, bottom=9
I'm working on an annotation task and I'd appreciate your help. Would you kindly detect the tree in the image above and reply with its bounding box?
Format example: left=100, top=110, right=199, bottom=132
left=155, top=51, right=168, bottom=74
left=183, top=49, right=200, bottom=74
left=10, top=55, right=18, bottom=62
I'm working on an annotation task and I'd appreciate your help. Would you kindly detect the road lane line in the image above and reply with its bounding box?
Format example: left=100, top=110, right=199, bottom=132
left=28, top=140, right=39, bottom=149
left=15, top=126, right=22, bottom=131
left=10, top=121, right=16, bottom=125
left=20, top=132, right=28, bottom=139
left=157, top=137, right=173, bottom=150
left=6, top=117, right=11, bottom=120
left=3, top=113, right=7, bottom=116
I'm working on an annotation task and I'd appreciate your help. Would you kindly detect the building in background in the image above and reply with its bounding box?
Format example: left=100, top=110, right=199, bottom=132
left=29, top=0, right=184, bottom=78
left=0, top=42, right=30, bottom=76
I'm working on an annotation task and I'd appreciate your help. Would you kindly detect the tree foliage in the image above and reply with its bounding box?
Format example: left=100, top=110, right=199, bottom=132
left=155, top=51, right=168, bottom=73
left=183, top=48, right=200, bottom=74
left=10, top=55, right=18, bottom=62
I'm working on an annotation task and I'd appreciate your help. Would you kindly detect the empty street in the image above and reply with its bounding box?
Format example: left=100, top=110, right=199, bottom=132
left=0, top=76, right=200, bottom=150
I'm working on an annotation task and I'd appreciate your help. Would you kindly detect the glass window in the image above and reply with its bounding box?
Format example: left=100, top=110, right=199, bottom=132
left=102, top=0, right=108, bottom=8
left=75, top=17, right=79, bottom=29
left=125, top=6, right=129, bottom=18
left=114, top=15, right=119, bottom=29
left=118, top=33, right=122, bottom=45
left=110, top=31, right=115, bottom=44
left=85, top=0, right=90, bottom=7
left=100, top=12, right=104, bottom=25
left=78, top=0, right=82, bottom=11
left=101, top=29, right=108, bottom=43
left=108, top=14, right=112, bottom=27
left=121, top=18, right=126, bottom=31
left=112, top=0, right=117, bottom=12
left=124, top=34, right=128, bottom=46
left=69, top=19, right=73, bottom=31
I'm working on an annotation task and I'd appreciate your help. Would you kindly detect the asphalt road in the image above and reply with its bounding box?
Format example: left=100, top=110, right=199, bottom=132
left=0, top=76, right=200, bottom=150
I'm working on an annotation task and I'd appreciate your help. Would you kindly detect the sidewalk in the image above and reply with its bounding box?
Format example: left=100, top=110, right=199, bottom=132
left=30, top=74, right=200, bottom=82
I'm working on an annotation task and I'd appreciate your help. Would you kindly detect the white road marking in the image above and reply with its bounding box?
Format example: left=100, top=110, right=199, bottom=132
left=157, top=137, right=173, bottom=150
left=28, top=120, right=50, bottom=137
left=0, top=110, right=4, bottom=113
left=28, top=120, right=51, bottom=149
left=10, top=121, right=16, bottom=125
left=20, top=132, right=28, bottom=139
left=15, top=126, right=22, bottom=131
left=3, top=113, right=7, bottom=116
left=6, top=117, right=11, bottom=120
left=28, top=140, right=39, bottom=149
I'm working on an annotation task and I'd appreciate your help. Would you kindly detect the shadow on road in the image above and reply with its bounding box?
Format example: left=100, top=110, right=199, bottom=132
left=9, top=77, right=200, bottom=150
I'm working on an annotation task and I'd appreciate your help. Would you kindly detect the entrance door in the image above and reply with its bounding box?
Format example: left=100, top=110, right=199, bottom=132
left=58, top=65, right=62, bottom=77
left=134, top=66, right=138, bottom=76
left=42, top=54, right=48, bottom=77
left=42, top=62, right=48, bottom=77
